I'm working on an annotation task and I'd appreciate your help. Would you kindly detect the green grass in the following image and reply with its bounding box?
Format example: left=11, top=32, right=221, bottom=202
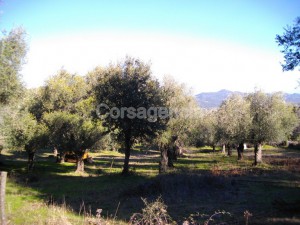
left=262, top=144, right=278, bottom=150
left=0, top=146, right=300, bottom=224
left=4, top=179, right=94, bottom=225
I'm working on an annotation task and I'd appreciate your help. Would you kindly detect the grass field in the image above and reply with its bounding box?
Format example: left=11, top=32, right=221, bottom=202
left=0, top=146, right=300, bottom=224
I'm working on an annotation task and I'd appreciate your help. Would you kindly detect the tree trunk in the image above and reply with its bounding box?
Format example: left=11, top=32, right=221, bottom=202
left=0, top=157, right=2, bottom=166
left=167, top=146, right=175, bottom=167
left=212, top=144, right=216, bottom=153
left=254, top=143, right=262, bottom=165
left=122, top=130, right=132, bottom=175
left=53, top=148, right=58, bottom=157
left=0, top=171, right=7, bottom=225
left=122, top=144, right=130, bottom=175
left=227, top=144, right=232, bottom=156
left=0, top=149, right=2, bottom=165
left=176, top=146, right=182, bottom=157
left=237, top=143, right=244, bottom=160
left=222, top=144, right=226, bottom=154
left=159, top=145, right=168, bottom=173
left=27, top=151, right=35, bottom=171
left=75, top=158, right=85, bottom=173
left=58, top=152, right=65, bottom=163
left=237, top=149, right=243, bottom=160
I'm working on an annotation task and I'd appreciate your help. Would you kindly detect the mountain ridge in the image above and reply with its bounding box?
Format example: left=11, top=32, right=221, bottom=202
left=195, top=89, right=300, bottom=109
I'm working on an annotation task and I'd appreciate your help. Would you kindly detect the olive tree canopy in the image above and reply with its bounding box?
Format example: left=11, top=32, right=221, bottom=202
left=0, top=28, right=27, bottom=105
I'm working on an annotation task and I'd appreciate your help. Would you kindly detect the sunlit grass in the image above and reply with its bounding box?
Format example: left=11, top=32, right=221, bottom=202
left=262, top=144, right=278, bottom=150
left=97, top=150, right=124, bottom=157
left=5, top=180, right=89, bottom=225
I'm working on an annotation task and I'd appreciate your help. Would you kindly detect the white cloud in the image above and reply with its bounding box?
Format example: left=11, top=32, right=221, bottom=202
left=22, top=31, right=300, bottom=94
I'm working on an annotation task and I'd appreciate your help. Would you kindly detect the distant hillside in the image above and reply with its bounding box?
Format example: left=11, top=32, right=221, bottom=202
left=195, top=89, right=300, bottom=109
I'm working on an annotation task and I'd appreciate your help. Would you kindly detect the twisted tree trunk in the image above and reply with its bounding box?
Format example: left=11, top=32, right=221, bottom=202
left=75, top=150, right=86, bottom=173
left=76, top=158, right=85, bottom=173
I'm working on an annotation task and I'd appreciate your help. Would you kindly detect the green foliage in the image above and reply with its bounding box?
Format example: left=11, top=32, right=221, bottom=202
left=94, top=57, right=167, bottom=173
left=276, top=17, right=300, bottom=71
left=4, top=110, right=48, bottom=151
left=94, top=57, right=166, bottom=141
left=5, top=112, right=37, bottom=149
left=217, top=94, right=251, bottom=144
left=0, top=27, right=27, bottom=105
left=22, top=70, right=102, bottom=159
left=190, top=91, right=298, bottom=156
left=157, top=129, right=172, bottom=146
left=94, top=132, right=119, bottom=151
left=291, top=106, right=300, bottom=141
left=44, top=70, right=88, bottom=111
left=159, top=76, right=201, bottom=145
left=192, top=109, right=218, bottom=147
left=43, top=111, right=103, bottom=152
left=248, top=91, right=298, bottom=144
left=2, top=69, right=103, bottom=158
left=28, top=70, right=92, bottom=121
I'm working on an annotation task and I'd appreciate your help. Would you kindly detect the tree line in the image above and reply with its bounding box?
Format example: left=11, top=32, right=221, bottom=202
left=1, top=17, right=300, bottom=174
left=191, top=93, right=298, bottom=164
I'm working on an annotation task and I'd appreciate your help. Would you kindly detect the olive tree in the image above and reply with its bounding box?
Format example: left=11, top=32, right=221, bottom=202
left=24, top=70, right=102, bottom=172
left=217, top=94, right=251, bottom=158
left=158, top=76, right=201, bottom=173
left=248, top=91, right=298, bottom=165
left=192, top=109, right=218, bottom=151
left=94, top=57, right=167, bottom=175
left=0, top=28, right=27, bottom=153
left=5, top=111, right=48, bottom=170
left=43, top=111, right=103, bottom=172
left=0, top=27, right=27, bottom=105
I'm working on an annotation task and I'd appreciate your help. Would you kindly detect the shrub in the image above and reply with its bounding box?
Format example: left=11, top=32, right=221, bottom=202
left=129, top=196, right=174, bottom=225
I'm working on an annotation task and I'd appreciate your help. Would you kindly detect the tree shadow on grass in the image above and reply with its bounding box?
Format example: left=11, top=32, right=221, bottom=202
left=190, top=148, right=221, bottom=154
left=1, top=149, right=300, bottom=224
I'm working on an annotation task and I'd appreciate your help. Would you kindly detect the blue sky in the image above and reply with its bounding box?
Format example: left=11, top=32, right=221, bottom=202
left=1, top=0, right=300, bottom=93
